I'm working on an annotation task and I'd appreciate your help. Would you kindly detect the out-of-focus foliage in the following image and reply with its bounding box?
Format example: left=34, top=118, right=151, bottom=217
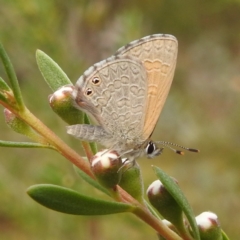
left=0, top=0, right=240, bottom=239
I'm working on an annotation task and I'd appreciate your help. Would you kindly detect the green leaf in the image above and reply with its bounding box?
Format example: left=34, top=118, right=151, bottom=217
left=0, top=92, right=8, bottom=104
left=152, top=166, right=200, bottom=240
left=0, top=140, right=55, bottom=149
left=73, top=165, right=110, bottom=196
left=221, top=230, right=230, bottom=240
left=0, top=77, right=13, bottom=104
left=0, top=43, right=24, bottom=110
left=27, top=184, right=134, bottom=215
left=36, top=50, right=72, bottom=91
left=0, top=77, right=11, bottom=91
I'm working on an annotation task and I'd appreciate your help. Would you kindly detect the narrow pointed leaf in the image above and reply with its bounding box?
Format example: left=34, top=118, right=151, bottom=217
left=0, top=92, right=8, bottom=104
left=152, top=166, right=200, bottom=240
left=27, top=184, right=134, bottom=215
left=36, top=50, right=72, bottom=91
left=0, top=43, right=24, bottom=109
left=0, top=78, right=12, bottom=103
left=0, top=140, right=55, bottom=149
left=73, top=165, right=110, bottom=196
left=221, top=230, right=230, bottom=240
left=0, top=77, right=11, bottom=91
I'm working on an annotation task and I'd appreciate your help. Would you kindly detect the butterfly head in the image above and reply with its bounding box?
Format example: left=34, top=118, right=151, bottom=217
left=145, top=141, right=164, bottom=158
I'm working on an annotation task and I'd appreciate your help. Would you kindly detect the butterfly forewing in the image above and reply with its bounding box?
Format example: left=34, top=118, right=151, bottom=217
left=115, top=34, right=178, bottom=140
left=74, top=56, right=148, bottom=147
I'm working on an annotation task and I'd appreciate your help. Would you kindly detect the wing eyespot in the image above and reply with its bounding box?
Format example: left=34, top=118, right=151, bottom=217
left=92, top=77, right=101, bottom=85
left=85, top=88, right=93, bottom=96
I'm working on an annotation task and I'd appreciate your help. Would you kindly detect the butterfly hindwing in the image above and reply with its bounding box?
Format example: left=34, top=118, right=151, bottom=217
left=115, top=34, right=178, bottom=139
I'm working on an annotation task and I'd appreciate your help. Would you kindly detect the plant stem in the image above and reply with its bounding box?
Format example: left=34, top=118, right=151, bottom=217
left=116, top=186, right=182, bottom=240
left=82, top=141, right=94, bottom=161
left=18, top=107, right=94, bottom=178
left=134, top=207, right=183, bottom=240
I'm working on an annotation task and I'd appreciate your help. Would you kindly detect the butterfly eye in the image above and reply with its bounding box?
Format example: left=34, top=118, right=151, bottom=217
left=146, top=141, right=155, bottom=155
left=92, top=77, right=101, bottom=85
left=85, top=88, right=93, bottom=96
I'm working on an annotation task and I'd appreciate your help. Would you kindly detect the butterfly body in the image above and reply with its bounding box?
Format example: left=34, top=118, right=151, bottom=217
left=67, top=34, right=178, bottom=161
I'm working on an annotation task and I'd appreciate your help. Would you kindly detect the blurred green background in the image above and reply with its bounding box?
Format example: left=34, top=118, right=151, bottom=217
left=0, top=0, right=240, bottom=239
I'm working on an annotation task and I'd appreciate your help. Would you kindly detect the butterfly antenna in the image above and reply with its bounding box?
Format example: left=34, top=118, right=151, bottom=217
left=156, top=141, right=200, bottom=155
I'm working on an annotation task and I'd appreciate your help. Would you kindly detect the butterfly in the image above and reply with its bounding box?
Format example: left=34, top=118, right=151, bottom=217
left=67, top=34, right=196, bottom=162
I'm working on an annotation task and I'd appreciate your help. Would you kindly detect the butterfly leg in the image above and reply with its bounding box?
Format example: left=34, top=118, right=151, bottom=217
left=117, top=156, right=137, bottom=174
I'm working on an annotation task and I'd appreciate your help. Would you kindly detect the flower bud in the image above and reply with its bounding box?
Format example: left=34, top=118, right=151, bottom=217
left=0, top=78, right=15, bottom=105
left=49, top=85, right=84, bottom=124
left=196, top=212, right=222, bottom=240
left=0, top=76, right=21, bottom=108
left=91, top=149, right=122, bottom=189
left=4, top=108, right=40, bottom=141
left=118, top=160, right=144, bottom=202
left=147, top=180, right=183, bottom=228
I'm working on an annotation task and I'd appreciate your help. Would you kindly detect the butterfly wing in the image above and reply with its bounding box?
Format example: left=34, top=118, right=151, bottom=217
left=71, top=56, right=148, bottom=150
left=115, top=34, right=178, bottom=140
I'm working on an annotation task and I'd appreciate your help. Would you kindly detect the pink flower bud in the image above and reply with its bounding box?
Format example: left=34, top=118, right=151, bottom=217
left=147, top=180, right=183, bottom=228
left=4, top=108, right=33, bottom=136
left=49, top=85, right=84, bottom=125
left=196, top=212, right=222, bottom=240
left=91, top=149, right=122, bottom=189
